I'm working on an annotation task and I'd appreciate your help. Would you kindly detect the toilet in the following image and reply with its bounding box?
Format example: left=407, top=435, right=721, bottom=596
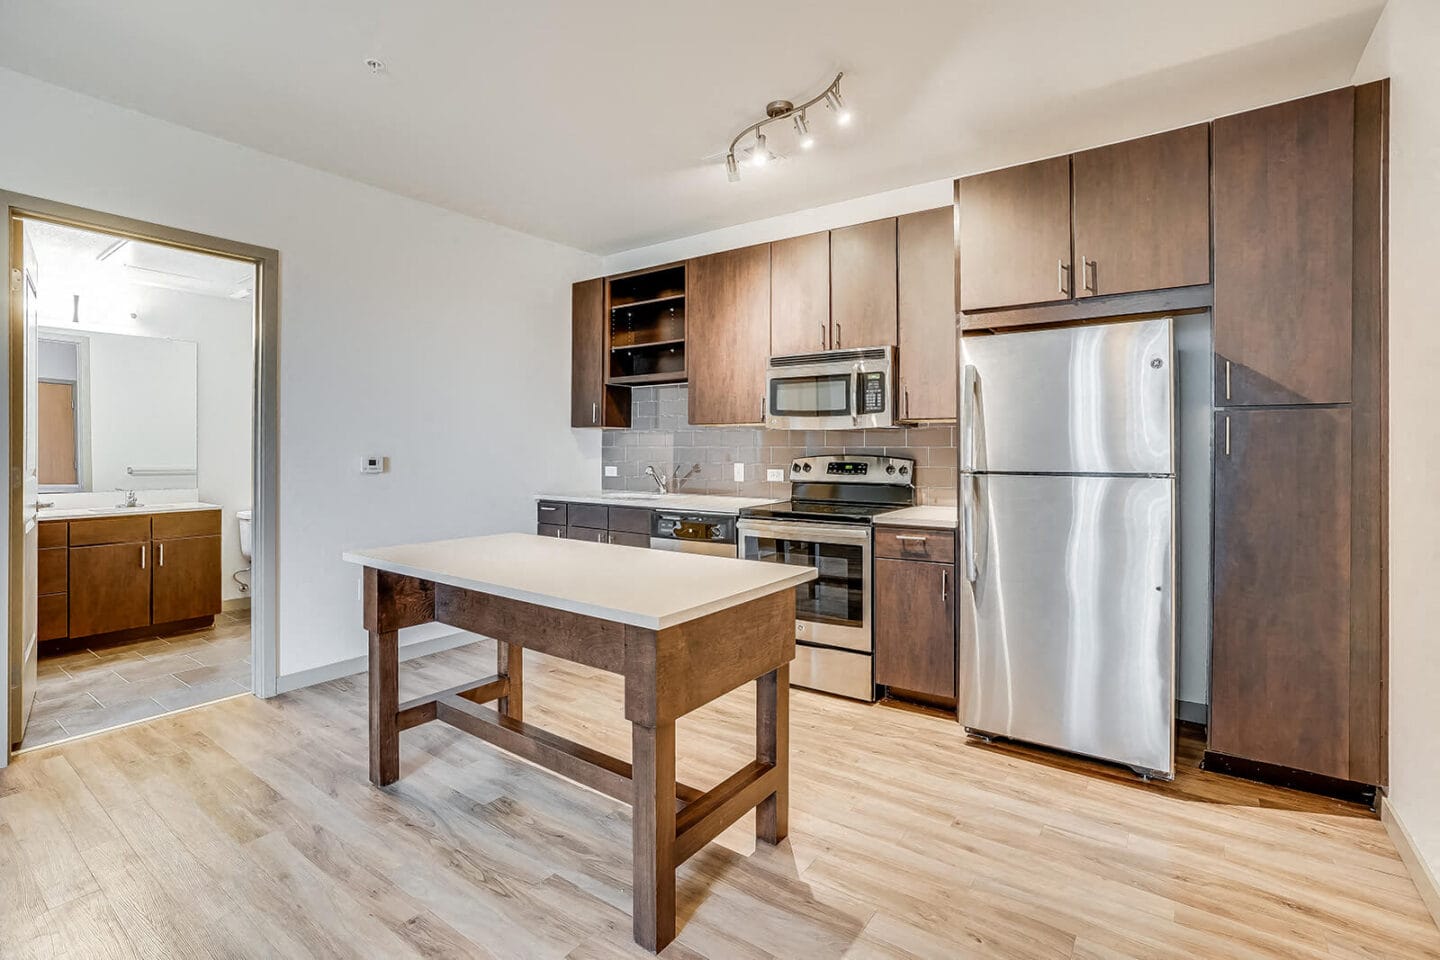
left=237, top=509, right=253, bottom=562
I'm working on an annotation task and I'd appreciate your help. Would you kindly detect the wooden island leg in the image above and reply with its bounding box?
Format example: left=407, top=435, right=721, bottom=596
left=497, top=640, right=523, bottom=722
left=756, top=663, right=790, bottom=844
left=632, top=720, right=677, bottom=952
left=369, top=629, right=400, bottom=786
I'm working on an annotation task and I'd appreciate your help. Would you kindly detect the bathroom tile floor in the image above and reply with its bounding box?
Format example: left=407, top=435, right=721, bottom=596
left=19, top=608, right=252, bottom=751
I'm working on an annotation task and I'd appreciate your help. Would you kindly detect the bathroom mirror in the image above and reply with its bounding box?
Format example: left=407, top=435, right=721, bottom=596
left=38, top=328, right=199, bottom=493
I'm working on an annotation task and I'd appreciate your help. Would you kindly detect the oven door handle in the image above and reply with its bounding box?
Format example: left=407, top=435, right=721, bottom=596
left=737, top=518, right=874, bottom=545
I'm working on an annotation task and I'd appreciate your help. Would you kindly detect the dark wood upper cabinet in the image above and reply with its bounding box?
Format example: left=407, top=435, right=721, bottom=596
left=1072, top=124, right=1211, bottom=298
left=152, top=535, right=222, bottom=625
left=69, top=542, right=152, bottom=638
left=770, top=231, right=830, bottom=356
left=686, top=244, right=771, bottom=425
left=1213, top=88, right=1355, bottom=406
left=571, top=278, right=629, bottom=428
left=897, top=207, right=957, bottom=421
left=830, top=218, right=897, bottom=348
left=957, top=156, right=1073, bottom=312
left=874, top=556, right=956, bottom=700
left=1210, top=406, right=1356, bottom=781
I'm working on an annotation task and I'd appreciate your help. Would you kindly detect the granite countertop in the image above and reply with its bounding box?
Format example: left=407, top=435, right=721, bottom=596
left=344, top=532, right=816, bottom=630
left=38, top=501, right=223, bottom=522
left=875, top=505, right=959, bottom=529
left=535, top=491, right=781, bottom=515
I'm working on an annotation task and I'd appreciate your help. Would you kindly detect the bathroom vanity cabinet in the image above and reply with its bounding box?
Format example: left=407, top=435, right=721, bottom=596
left=37, top=508, right=223, bottom=643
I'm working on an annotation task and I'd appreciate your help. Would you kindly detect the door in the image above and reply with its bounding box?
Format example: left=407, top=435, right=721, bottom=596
left=874, top=558, right=955, bottom=698
left=687, top=244, right=770, bottom=425
left=960, top=318, right=1174, bottom=475
left=8, top=218, right=40, bottom=745
left=959, top=473, right=1176, bottom=775
left=571, top=279, right=629, bottom=427
left=1072, top=124, right=1211, bottom=298
left=897, top=207, right=957, bottom=420
left=770, top=231, right=830, bottom=356
left=152, top=535, right=221, bottom=624
left=1210, top=406, right=1353, bottom=779
left=957, top=156, right=1073, bottom=311
left=38, top=380, right=77, bottom=485
left=830, top=218, right=897, bottom=348
left=69, top=542, right=151, bottom=637
left=1213, top=88, right=1354, bottom=406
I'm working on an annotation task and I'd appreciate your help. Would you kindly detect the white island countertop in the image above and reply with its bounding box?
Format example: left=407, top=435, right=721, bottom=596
left=535, top=492, right=781, bottom=515
left=344, top=532, right=816, bottom=630
left=875, top=505, right=959, bottom=529
left=38, top=501, right=223, bottom=522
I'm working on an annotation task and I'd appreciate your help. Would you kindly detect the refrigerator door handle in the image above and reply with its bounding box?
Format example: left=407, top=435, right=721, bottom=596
left=960, top=364, right=979, bottom=472
left=961, top=474, right=979, bottom=583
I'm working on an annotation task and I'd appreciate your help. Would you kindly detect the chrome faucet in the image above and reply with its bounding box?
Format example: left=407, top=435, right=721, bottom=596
left=644, top=465, right=669, bottom=495
left=115, top=488, right=139, bottom=508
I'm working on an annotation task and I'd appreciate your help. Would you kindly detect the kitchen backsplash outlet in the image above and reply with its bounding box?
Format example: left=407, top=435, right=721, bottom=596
left=601, top=384, right=958, bottom=504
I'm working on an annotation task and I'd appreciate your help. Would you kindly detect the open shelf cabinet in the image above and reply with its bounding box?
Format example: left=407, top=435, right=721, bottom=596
left=608, top=263, right=686, bottom=384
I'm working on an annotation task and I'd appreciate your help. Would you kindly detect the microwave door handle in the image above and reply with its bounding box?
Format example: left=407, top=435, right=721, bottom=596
left=960, top=364, right=979, bottom=472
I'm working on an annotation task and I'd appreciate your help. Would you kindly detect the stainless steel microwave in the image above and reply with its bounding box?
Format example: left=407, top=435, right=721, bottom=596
left=764, top=346, right=895, bottom=431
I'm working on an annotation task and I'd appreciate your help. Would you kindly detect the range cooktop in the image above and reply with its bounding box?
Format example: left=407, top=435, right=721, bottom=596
left=737, top=500, right=904, bottom=526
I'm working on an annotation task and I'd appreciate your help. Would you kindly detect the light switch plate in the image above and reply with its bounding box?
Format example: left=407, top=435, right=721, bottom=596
left=733, top=462, right=745, bottom=482
left=604, top=465, right=618, bottom=477
left=362, top=456, right=387, bottom=474
left=767, top=468, right=785, bottom=482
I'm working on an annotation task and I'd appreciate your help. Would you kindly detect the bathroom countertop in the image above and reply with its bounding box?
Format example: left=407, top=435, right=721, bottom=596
left=38, top=501, right=223, bottom=522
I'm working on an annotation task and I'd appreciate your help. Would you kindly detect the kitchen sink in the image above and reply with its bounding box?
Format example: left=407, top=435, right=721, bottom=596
left=605, top=492, right=671, bottom=501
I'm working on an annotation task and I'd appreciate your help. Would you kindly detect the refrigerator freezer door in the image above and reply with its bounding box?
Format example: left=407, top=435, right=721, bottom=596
left=961, top=316, right=1174, bottom=475
left=960, top=473, right=1176, bottom=776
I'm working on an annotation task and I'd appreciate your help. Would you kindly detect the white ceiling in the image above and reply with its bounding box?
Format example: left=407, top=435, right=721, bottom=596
left=0, top=1, right=1384, bottom=254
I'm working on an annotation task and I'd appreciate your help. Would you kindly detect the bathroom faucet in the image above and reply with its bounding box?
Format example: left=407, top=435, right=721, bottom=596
left=115, top=488, right=139, bottom=508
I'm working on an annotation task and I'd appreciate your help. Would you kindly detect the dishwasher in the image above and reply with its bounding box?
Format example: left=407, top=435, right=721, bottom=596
left=649, top=511, right=737, bottom=557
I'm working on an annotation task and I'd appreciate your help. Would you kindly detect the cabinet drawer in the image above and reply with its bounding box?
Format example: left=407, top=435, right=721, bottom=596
left=39, top=520, right=68, bottom=548
left=152, top=510, right=221, bottom=539
left=568, top=503, right=608, bottom=530
left=875, top=526, right=955, bottom=563
left=537, top=522, right=566, bottom=538
left=608, top=506, right=652, bottom=535
left=38, top=547, right=67, bottom=595
left=536, top=501, right=567, bottom=526
left=69, top=515, right=151, bottom=546
left=38, top=593, right=68, bottom=642
left=608, top=530, right=651, bottom=548
left=565, top=526, right=608, bottom=543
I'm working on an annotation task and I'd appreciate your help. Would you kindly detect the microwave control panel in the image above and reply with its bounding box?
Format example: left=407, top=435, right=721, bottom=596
left=857, top=371, right=887, bottom=414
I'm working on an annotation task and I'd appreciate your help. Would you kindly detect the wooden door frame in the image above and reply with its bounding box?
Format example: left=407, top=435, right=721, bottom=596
left=1, top=190, right=281, bottom=762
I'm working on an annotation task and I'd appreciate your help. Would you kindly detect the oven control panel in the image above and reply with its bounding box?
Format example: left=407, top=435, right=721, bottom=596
left=788, top=454, right=914, bottom=486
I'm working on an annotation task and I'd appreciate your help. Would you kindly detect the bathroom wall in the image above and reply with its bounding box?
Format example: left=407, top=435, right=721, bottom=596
left=601, top=384, right=958, bottom=504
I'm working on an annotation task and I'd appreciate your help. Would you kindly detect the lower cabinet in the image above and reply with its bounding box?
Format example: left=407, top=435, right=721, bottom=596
left=536, top=502, right=652, bottom=548
left=874, top=526, right=957, bottom=703
left=69, top=541, right=153, bottom=637
left=153, top=536, right=222, bottom=624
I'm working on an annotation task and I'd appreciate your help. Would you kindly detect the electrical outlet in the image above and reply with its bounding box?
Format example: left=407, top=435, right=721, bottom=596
left=604, top=465, right=618, bottom=477
left=733, top=462, right=745, bottom=482
left=767, top=468, right=785, bottom=482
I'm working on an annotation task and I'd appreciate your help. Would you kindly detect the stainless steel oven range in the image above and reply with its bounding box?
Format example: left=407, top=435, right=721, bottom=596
left=737, top=454, right=915, bottom=701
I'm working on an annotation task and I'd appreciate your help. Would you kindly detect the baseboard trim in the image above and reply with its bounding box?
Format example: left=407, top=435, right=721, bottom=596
left=276, top=631, right=479, bottom=694
left=1381, top=795, right=1440, bottom=934
left=1177, top=699, right=1208, bottom=725
left=222, top=597, right=252, bottom=613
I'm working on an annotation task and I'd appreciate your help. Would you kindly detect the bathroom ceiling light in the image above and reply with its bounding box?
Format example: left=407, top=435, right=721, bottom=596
left=723, top=73, right=847, bottom=182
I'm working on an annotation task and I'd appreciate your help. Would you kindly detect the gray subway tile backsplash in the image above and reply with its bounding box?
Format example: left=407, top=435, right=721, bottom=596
left=603, top=385, right=958, bottom=505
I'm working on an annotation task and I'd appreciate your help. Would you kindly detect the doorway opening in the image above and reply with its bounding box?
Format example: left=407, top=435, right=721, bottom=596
left=4, top=195, right=279, bottom=758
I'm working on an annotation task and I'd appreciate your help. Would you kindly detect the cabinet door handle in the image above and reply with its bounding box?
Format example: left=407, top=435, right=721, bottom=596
left=592, top=401, right=598, bottom=425
left=835, top=323, right=842, bottom=349
left=159, top=543, right=165, bottom=567
left=894, top=534, right=928, bottom=543
left=1225, top=360, right=1232, bottom=401
left=941, top=568, right=948, bottom=605
left=539, top=505, right=559, bottom=512
left=1058, top=259, right=1070, bottom=296
left=820, top=322, right=827, bottom=350
left=140, top=544, right=146, bottom=570
left=1082, top=256, right=1096, bottom=294
left=903, top=382, right=910, bottom=421
left=1224, top=415, right=1231, bottom=457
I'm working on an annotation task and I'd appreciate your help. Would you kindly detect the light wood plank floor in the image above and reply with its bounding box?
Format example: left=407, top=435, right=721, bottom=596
left=2, top=638, right=1437, bottom=959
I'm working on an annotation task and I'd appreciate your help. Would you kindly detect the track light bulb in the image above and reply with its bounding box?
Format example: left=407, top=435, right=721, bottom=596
left=826, top=88, right=852, bottom=125
left=725, top=153, right=740, bottom=181
left=751, top=133, right=769, bottom=167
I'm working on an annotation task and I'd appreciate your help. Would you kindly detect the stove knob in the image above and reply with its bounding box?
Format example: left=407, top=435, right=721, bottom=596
left=791, top=462, right=801, bottom=473
left=886, top=464, right=896, bottom=475
left=899, top=465, right=909, bottom=475
left=802, top=463, right=812, bottom=472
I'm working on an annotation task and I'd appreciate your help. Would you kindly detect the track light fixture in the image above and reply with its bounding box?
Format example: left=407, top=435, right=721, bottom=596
left=723, top=72, right=848, bottom=181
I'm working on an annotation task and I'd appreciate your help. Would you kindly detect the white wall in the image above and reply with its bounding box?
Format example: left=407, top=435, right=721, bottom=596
left=1354, top=0, right=1440, bottom=918
left=0, top=67, right=602, bottom=691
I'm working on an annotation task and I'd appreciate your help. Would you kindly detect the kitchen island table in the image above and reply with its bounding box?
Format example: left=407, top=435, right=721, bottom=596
left=342, top=532, right=815, bottom=952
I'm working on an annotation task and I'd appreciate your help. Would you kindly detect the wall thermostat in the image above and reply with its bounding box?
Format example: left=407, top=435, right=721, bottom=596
left=362, top=456, right=387, bottom=474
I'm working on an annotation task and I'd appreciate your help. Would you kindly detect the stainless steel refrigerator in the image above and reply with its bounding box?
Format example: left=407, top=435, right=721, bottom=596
left=958, top=316, right=1177, bottom=779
